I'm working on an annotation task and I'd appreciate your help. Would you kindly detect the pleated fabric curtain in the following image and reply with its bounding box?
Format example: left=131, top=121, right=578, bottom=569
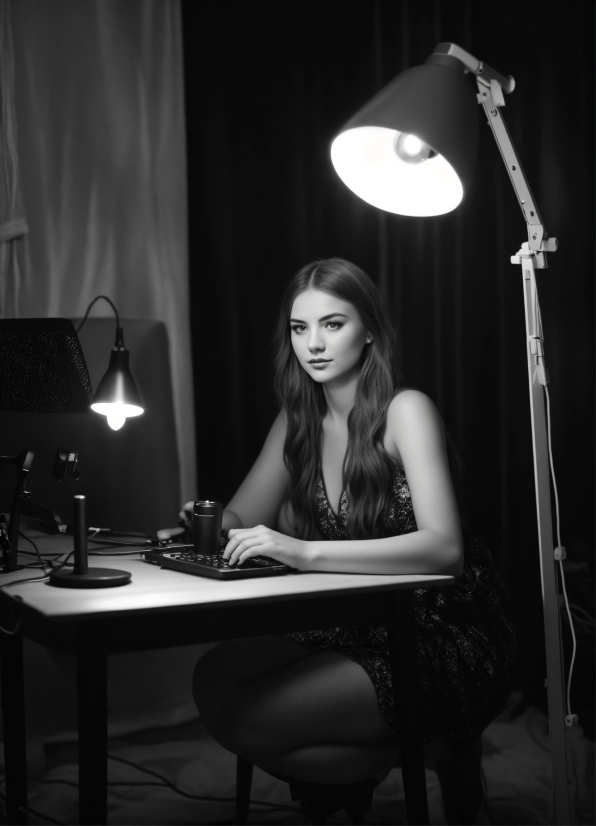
left=4, top=0, right=196, bottom=503
left=0, top=0, right=28, bottom=316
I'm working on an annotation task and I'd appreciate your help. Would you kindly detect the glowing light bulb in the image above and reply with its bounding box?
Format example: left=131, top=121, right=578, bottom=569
left=392, top=131, right=437, bottom=165
left=91, top=399, right=143, bottom=429
left=403, top=135, right=422, bottom=156
left=107, top=409, right=126, bottom=430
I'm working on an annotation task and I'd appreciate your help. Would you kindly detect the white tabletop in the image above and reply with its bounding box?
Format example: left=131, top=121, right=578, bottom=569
left=4, top=536, right=454, bottom=622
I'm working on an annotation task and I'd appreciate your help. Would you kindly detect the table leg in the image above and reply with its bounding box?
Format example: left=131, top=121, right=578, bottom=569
left=386, top=591, right=429, bottom=825
left=0, top=595, right=27, bottom=825
left=77, top=625, right=108, bottom=825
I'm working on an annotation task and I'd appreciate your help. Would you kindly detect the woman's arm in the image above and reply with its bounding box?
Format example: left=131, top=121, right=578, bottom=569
left=174, top=412, right=290, bottom=537
left=223, top=390, right=463, bottom=575
left=221, top=410, right=290, bottom=531
left=306, top=390, right=464, bottom=576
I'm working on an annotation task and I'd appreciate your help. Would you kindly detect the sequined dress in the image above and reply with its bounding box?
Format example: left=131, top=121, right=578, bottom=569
left=285, top=462, right=516, bottom=746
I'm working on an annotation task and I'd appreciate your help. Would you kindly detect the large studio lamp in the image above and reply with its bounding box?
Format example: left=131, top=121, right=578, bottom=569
left=332, top=42, right=569, bottom=824
left=331, top=46, right=483, bottom=216
left=77, top=296, right=144, bottom=431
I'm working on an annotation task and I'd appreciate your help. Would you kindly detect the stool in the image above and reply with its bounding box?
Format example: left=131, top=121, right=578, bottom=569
left=234, top=736, right=483, bottom=825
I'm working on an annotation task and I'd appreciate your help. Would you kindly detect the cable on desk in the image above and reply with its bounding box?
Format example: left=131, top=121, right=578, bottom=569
left=82, top=544, right=175, bottom=556
left=0, top=574, right=50, bottom=591
left=88, top=537, right=153, bottom=547
left=18, top=531, right=50, bottom=570
left=88, top=547, right=156, bottom=555
left=17, top=549, right=50, bottom=560
left=87, top=539, right=189, bottom=551
left=0, top=543, right=143, bottom=596
left=0, top=555, right=67, bottom=590
left=14, top=550, right=53, bottom=571
left=17, top=528, right=74, bottom=571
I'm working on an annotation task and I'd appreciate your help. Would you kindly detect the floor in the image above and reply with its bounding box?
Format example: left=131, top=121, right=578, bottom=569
left=3, top=690, right=594, bottom=826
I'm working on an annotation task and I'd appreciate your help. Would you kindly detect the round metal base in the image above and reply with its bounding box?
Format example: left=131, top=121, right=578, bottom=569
left=48, top=567, right=131, bottom=588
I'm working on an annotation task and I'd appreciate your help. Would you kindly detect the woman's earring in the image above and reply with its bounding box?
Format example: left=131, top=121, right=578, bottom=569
left=367, top=335, right=373, bottom=344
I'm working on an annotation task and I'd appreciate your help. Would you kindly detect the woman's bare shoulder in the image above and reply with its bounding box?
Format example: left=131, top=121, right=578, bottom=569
left=385, top=389, right=444, bottom=455
left=388, top=388, right=439, bottom=416
left=269, top=407, right=288, bottom=440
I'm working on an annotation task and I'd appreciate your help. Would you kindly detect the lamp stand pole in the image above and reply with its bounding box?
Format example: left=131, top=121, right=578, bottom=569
left=475, top=73, right=571, bottom=824
left=515, top=248, right=570, bottom=823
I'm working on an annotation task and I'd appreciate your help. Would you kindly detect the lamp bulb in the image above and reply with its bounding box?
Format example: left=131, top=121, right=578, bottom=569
left=403, top=135, right=422, bottom=156
left=393, top=132, right=437, bottom=164
left=107, top=410, right=126, bottom=431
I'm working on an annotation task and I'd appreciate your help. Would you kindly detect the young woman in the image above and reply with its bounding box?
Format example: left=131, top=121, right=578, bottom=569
left=189, top=258, right=515, bottom=786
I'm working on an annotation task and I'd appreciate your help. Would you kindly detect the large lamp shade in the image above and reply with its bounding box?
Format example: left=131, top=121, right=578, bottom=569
left=331, top=55, right=479, bottom=216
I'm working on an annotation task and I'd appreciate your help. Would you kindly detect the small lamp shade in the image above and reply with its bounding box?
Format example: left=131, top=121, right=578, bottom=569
left=331, top=55, right=479, bottom=216
left=90, top=329, right=143, bottom=430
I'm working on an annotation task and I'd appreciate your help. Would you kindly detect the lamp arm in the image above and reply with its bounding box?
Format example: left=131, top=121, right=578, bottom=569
left=475, top=78, right=558, bottom=265
left=432, top=42, right=515, bottom=92
left=433, top=43, right=558, bottom=267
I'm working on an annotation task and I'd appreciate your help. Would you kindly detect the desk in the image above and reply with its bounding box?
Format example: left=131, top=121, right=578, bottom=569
left=0, top=535, right=453, bottom=825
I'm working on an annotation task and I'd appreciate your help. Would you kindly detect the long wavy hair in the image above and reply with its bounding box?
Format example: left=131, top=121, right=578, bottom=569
left=272, top=257, right=405, bottom=540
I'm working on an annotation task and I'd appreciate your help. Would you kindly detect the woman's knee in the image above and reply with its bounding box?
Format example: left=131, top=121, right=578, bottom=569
left=192, top=639, right=307, bottom=755
left=192, top=635, right=310, bottom=723
left=192, top=642, right=235, bottom=722
left=193, top=640, right=231, bottom=682
left=194, top=635, right=312, bottom=694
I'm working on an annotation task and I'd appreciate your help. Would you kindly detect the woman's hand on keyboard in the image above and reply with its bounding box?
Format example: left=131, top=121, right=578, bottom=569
left=223, top=525, right=310, bottom=570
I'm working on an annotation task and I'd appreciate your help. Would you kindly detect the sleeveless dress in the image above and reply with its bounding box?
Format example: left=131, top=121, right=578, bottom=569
left=285, top=461, right=516, bottom=746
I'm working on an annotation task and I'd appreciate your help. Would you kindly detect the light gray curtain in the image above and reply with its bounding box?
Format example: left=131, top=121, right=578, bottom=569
left=4, top=0, right=196, bottom=504
left=0, top=0, right=28, bottom=314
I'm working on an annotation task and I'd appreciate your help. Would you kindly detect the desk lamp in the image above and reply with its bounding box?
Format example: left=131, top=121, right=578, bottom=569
left=77, top=295, right=144, bottom=431
left=331, top=42, right=570, bottom=823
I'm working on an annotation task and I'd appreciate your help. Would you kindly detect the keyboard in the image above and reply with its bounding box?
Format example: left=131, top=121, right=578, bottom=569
left=153, top=548, right=292, bottom=580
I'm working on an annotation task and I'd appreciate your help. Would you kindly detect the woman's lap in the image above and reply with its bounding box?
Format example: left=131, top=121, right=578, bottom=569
left=193, top=634, right=395, bottom=760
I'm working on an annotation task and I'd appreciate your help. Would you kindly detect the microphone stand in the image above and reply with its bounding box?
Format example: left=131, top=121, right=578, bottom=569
left=49, top=496, right=131, bottom=588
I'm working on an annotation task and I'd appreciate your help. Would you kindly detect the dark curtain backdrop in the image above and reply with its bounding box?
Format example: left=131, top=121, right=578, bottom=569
left=182, top=0, right=595, bottom=724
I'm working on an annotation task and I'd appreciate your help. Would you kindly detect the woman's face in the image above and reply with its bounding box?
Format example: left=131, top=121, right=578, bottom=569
left=289, top=289, right=370, bottom=385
